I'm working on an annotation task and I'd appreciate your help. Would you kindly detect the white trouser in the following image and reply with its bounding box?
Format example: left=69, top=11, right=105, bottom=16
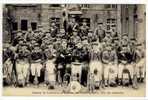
left=125, top=64, right=134, bottom=79
left=118, top=64, right=124, bottom=79
left=31, top=63, right=42, bottom=77
left=89, top=61, right=102, bottom=81
left=45, top=60, right=56, bottom=82
left=16, top=61, right=29, bottom=80
left=136, top=58, right=145, bottom=78
left=104, top=63, right=117, bottom=80
left=118, top=63, right=134, bottom=79
left=3, top=59, right=13, bottom=78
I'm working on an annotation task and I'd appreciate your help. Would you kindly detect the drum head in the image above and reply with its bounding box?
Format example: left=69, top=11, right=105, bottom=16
left=58, top=64, right=63, bottom=69
left=69, top=81, right=81, bottom=93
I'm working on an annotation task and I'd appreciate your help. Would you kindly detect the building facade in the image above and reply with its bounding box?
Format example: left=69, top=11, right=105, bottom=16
left=3, top=4, right=146, bottom=43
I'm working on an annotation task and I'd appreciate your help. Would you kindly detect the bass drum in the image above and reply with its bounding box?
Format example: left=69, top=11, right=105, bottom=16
left=71, top=62, right=82, bottom=82
left=69, top=81, right=81, bottom=93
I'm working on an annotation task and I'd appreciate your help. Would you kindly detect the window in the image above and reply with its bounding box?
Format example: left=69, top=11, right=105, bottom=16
left=111, top=19, right=116, bottom=23
left=112, top=5, right=117, bottom=9
left=111, top=25, right=116, bottom=27
left=50, top=4, right=60, bottom=7
left=105, top=4, right=117, bottom=9
left=50, top=17, right=60, bottom=28
left=21, top=20, right=28, bottom=31
left=12, top=22, right=18, bottom=31
left=81, top=4, right=89, bottom=8
left=107, top=19, right=111, bottom=23
left=106, top=18, right=116, bottom=24
left=80, top=18, right=90, bottom=27
left=106, top=18, right=117, bottom=31
left=105, top=5, right=111, bottom=9
left=31, top=22, right=37, bottom=31
left=107, top=25, right=110, bottom=30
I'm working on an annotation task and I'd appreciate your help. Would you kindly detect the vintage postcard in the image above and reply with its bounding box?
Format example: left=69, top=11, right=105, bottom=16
left=2, top=4, right=146, bottom=96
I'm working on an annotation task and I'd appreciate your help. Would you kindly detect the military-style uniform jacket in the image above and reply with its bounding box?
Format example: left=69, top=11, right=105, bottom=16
left=80, top=25, right=89, bottom=37
left=30, top=49, right=45, bottom=63
left=3, top=48, right=15, bottom=63
left=101, top=49, right=117, bottom=64
left=16, top=46, right=30, bottom=63
left=89, top=49, right=101, bottom=61
left=72, top=47, right=84, bottom=63
left=118, top=46, right=132, bottom=64
left=55, top=46, right=67, bottom=65
left=50, top=26, right=58, bottom=37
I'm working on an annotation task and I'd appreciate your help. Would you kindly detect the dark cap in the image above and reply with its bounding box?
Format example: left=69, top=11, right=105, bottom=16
left=83, top=19, right=87, bottom=22
left=122, top=33, right=128, bottom=37
left=122, top=45, right=127, bottom=47
left=34, top=30, right=39, bottom=33
left=97, top=22, right=103, bottom=24
left=130, top=38, right=136, bottom=41
left=113, top=37, right=119, bottom=40
left=136, top=43, right=142, bottom=46
left=17, top=30, right=22, bottom=33
left=92, top=41, right=98, bottom=45
left=34, top=43, right=39, bottom=47
left=88, top=30, right=93, bottom=32
left=18, top=38, right=24, bottom=41
left=38, top=25, right=43, bottom=28
left=20, top=43, right=28, bottom=47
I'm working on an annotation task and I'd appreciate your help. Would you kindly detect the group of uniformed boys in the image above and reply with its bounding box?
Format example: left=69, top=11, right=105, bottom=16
left=3, top=19, right=145, bottom=91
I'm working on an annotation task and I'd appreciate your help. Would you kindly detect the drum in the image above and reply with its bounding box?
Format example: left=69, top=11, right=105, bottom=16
left=63, top=73, right=71, bottom=84
left=71, top=62, right=82, bottom=82
left=62, top=73, right=71, bottom=93
left=69, top=81, right=81, bottom=93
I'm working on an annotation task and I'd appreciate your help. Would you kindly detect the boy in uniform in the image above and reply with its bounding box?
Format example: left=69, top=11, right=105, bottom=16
left=44, top=44, right=57, bottom=89
left=80, top=20, right=89, bottom=37
left=30, top=43, right=45, bottom=86
left=94, top=22, right=105, bottom=42
left=102, top=44, right=118, bottom=87
left=15, top=43, right=30, bottom=87
left=89, top=42, right=102, bottom=89
left=135, top=43, right=145, bottom=83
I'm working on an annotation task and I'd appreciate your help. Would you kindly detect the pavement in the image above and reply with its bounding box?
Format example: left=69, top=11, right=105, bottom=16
left=3, top=82, right=145, bottom=97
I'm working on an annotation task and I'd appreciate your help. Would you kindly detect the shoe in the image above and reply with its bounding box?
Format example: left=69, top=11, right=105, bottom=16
left=140, top=78, right=144, bottom=83
left=132, top=85, right=138, bottom=89
left=110, top=83, right=117, bottom=87
left=26, top=83, right=30, bottom=87
left=48, top=85, right=55, bottom=89
left=95, top=86, right=100, bottom=90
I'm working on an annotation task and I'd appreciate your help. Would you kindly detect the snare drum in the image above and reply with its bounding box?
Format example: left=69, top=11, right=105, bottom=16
left=69, top=81, right=81, bottom=93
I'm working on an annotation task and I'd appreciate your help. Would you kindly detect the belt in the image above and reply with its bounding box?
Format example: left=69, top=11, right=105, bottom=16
left=31, top=61, right=42, bottom=63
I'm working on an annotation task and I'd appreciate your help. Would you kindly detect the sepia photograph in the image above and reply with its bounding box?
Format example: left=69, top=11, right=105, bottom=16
left=2, top=4, right=146, bottom=96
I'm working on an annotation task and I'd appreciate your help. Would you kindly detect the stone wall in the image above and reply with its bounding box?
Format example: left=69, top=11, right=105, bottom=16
left=3, top=4, right=146, bottom=43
